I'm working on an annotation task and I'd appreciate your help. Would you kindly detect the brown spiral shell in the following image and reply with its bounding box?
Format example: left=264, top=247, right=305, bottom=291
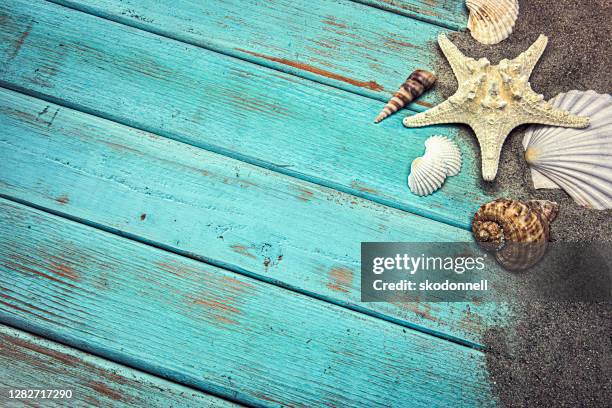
left=374, top=70, right=437, bottom=124
left=472, top=198, right=559, bottom=271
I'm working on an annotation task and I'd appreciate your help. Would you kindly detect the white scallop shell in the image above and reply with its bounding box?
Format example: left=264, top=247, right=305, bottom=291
left=523, top=90, right=612, bottom=210
left=466, top=0, right=519, bottom=45
left=408, top=136, right=462, bottom=196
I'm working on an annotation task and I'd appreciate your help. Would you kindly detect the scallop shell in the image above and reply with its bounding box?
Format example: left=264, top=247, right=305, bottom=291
left=408, top=136, right=462, bottom=196
left=472, top=198, right=559, bottom=271
left=523, top=90, right=612, bottom=210
left=466, top=0, right=519, bottom=45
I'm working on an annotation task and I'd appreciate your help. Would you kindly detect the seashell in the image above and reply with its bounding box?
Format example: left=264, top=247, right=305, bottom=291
left=526, top=199, right=559, bottom=225
left=425, top=135, right=462, bottom=176
left=403, top=34, right=590, bottom=181
left=374, top=70, right=436, bottom=124
left=472, top=198, right=559, bottom=271
left=466, top=0, right=519, bottom=45
left=408, top=136, right=462, bottom=196
left=523, top=90, right=612, bottom=210
left=408, top=156, right=448, bottom=196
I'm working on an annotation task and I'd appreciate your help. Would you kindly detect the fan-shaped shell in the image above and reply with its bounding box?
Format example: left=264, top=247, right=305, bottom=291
left=523, top=90, right=612, bottom=210
left=408, top=156, right=447, bottom=196
left=472, top=198, right=559, bottom=271
left=408, top=136, right=462, bottom=196
left=466, top=0, right=519, bottom=45
left=425, top=136, right=462, bottom=176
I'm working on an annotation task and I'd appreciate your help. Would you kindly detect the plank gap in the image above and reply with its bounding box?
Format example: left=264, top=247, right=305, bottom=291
left=0, top=198, right=496, bottom=406
left=1, top=0, right=488, bottom=230
left=0, top=79, right=471, bottom=232
left=349, top=0, right=466, bottom=30
left=0, top=323, right=246, bottom=407
left=0, top=193, right=484, bottom=351
left=44, top=0, right=450, bottom=110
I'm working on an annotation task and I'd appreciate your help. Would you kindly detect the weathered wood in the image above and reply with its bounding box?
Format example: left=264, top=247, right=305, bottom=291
left=352, top=0, right=467, bottom=30
left=48, top=0, right=456, bottom=107
left=0, top=88, right=506, bottom=347
left=0, top=325, right=238, bottom=407
left=0, top=199, right=497, bottom=407
left=0, top=0, right=490, bottom=230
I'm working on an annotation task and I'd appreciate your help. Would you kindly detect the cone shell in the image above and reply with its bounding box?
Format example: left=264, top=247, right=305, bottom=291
left=466, top=0, right=519, bottom=45
left=472, top=198, right=559, bottom=271
left=374, top=70, right=436, bottom=124
left=408, top=136, right=462, bottom=196
left=523, top=90, right=612, bottom=210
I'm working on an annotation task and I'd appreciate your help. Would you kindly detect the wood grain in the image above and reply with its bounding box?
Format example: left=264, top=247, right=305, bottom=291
left=46, top=0, right=463, bottom=105
left=0, top=88, right=507, bottom=347
left=0, top=0, right=490, bottom=230
left=0, top=199, right=497, bottom=407
left=0, top=325, right=238, bottom=407
left=353, top=0, right=467, bottom=29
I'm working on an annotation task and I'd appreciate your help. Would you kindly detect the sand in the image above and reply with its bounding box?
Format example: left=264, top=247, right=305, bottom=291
left=428, top=1, right=612, bottom=406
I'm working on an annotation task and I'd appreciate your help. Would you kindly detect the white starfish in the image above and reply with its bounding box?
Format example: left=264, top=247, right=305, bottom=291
left=403, top=34, right=590, bottom=181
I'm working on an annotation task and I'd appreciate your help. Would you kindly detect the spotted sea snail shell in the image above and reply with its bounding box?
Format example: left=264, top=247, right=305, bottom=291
left=472, top=198, right=559, bottom=271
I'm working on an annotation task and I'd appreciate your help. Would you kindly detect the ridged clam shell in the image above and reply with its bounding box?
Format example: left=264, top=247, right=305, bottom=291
left=523, top=90, right=612, bottom=210
left=425, top=136, right=462, bottom=177
left=408, top=156, right=447, bottom=196
left=408, top=136, right=462, bottom=196
left=466, top=0, right=519, bottom=45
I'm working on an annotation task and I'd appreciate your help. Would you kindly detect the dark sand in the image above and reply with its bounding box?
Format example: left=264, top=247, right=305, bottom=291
left=429, top=1, right=612, bottom=406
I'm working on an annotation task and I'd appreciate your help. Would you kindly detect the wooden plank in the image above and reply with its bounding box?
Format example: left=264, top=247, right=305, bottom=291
left=0, top=88, right=507, bottom=347
left=0, top=199, right=497, bottom=407
left=0, top=0, right=490, bottom=230
left=46, top=0, right=455, bottom=108
left=0, top=325, right=238, bottom=408
left=353, top=0, right=467, bottom=29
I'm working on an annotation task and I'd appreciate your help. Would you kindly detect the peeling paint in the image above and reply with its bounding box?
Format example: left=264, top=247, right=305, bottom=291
left=236, top=48, right=384, bottom=92
left=230, top=244, right=256, bottom=259
left=326, top=267, right=353, bottom=293
left=9, top=22, right=33, bottom=60
left=55, top=195, right=69, bottom=205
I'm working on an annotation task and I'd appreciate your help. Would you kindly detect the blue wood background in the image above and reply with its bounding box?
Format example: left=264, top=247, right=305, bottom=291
left=0, top=0, right=504, bottom=406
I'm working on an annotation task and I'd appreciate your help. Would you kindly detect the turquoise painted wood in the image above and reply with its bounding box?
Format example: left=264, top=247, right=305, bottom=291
left=0, top=325, right=238, bottom=408
left=0, top=0, right=490, bottom=230
left=48, top=0, right=453, bottom=109
left=0, top=199, right=497, bottom=407
left=0, top=88, right=509, bottom=347
left=354, top=0, right=467, bottom=30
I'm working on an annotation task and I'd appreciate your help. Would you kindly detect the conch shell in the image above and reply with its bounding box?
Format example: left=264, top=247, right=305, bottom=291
left=472, top=198, right=559, bottom=271
left=374, top=70, right=436, bottom=124
left=466, top=0, right=519, bottom=45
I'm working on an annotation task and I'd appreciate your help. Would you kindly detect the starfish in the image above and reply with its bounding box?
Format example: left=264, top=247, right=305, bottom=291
left=403, top=34, right=590, bottom=181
